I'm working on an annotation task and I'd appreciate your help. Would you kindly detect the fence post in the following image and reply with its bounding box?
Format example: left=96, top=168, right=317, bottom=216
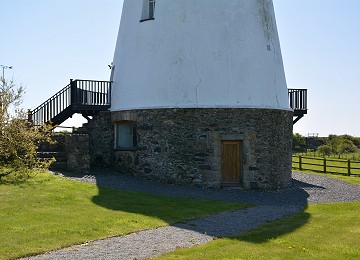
left=299, top=156, right=302, bottom=170
left=348, top=160, right=351, bottom=176
left=323, top=157, right=327, bottom=173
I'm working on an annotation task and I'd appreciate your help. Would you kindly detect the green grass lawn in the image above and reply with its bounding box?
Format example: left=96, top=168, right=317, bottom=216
left=157, top=202, right=360, bottom=260
left=0, top=171, right=248, bottom=259
left=157, top=173, right=360, bottom=260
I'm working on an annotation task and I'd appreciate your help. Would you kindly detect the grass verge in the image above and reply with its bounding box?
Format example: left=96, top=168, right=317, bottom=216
left=0, top=171, right=248, bottom=259
left=157, top=202, right=360, bottom=259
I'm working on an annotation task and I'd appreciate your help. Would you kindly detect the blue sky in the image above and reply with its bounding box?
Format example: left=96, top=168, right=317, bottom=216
left=1, top=0, right=359, bottom=137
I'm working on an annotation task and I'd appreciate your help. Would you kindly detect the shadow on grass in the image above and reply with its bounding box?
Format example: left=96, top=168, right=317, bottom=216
left=90, top=185, right=221, bottom=224
left=233, top=209, right=311, bottom=243
left=61, top=170, right=319, bottom=241
left=80, top=170, right=247, bottom=224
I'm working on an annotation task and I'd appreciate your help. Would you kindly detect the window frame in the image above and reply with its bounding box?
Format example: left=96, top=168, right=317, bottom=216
left=114, top=121, right=137, bottom=151
left=140, top=0, right=156, bottom=22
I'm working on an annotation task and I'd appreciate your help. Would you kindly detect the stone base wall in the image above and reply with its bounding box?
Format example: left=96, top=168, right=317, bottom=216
left=108, top=108, right=293, bottom=190
left=77, top=111, right=113, bottom=168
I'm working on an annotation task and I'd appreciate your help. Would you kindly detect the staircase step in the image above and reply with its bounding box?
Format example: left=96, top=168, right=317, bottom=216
left=38, top=139, right=65, bottom=152
left=49, top=161, right=67, bottom=170
left=37, top=152, right=66, bottom=162
left=37, top=151, right=65, bottom=157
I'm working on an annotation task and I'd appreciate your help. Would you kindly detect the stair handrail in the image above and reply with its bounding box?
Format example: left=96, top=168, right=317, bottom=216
left=29, top=84, right=72, bottom=126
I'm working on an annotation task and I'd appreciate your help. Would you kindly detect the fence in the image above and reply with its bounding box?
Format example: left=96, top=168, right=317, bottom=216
left=292, top=155, right=360, bottom=176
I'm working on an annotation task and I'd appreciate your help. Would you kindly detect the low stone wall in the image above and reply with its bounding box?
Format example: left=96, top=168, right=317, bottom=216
left=64, top=134, right=90, bottom=173
left=109, top=108, right=293, bottom=190
left=38, top=134, right=67, bottom=171
left=38, top=134, right=90, bottom=173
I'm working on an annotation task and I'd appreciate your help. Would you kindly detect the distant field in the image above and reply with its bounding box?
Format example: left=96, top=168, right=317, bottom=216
left=294, top=151, right=360, bottom=161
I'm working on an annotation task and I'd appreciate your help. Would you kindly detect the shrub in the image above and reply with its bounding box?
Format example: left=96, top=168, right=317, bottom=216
left=336, top=139, right=357, bottom=155
left=317, top=144, right=332, bottom=156
left=293, top=133, right=306, bottom=152
left=0, top=78, right=54, bottom=180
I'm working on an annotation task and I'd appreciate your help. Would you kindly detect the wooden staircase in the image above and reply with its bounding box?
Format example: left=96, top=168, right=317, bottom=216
left=28, top=79, right=111, bottom=126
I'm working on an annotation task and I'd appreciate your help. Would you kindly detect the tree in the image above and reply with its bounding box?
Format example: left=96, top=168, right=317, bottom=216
left=325, top=134, right=359, bottom=157
left=328, top=134, right=341, bottom=154
left=292, top=133, right=306, bottom=152
left=336, top=139, right=357, bottom=155
left=317, top=144, right=332, bottom=156
left=0, top=78, right=54, bottom=179
left=339, top=134, right=360, bottom=147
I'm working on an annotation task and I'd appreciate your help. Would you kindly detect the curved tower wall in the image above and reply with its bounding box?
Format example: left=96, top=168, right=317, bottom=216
left=111, top=0, right=289, bottom=111
left=105, top=0, right=293, bottom=190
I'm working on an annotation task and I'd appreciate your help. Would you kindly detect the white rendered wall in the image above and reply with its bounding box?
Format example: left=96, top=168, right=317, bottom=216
left=111, top=0, right=290, bottom=111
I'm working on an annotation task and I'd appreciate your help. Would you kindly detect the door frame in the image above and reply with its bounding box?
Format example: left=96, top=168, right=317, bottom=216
left=221, top=139, right=243, bottom=187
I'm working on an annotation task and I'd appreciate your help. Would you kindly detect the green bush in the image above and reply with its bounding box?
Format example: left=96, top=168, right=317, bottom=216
left=316, top=144, right=332, bottom=156
left=0, top=78, right=54, bottom=180
left=293, top=133, right=306, bottom=152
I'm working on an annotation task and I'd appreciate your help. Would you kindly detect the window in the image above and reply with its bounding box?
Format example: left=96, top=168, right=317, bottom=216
left=114, top=121, right=137, bottom=149
left=140, top=0, right=155, bottom=22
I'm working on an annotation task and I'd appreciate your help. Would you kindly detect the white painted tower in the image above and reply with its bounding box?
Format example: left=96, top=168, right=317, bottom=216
left=111, top=0, right=289, bottom=111
left=109, top=0, right=293, bottom=190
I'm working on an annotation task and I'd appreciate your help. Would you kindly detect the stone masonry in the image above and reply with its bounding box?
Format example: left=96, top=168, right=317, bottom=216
left=64, top=134, right=90, bottom=174
left=77, top=111, right=113, bottom=169
left=38, top=134, right=90, bottom=173
left=82, top=108, right=293, bottom=190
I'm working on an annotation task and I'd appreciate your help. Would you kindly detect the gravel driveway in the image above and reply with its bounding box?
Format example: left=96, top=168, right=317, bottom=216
left=25, top=171, right=360, bottom=260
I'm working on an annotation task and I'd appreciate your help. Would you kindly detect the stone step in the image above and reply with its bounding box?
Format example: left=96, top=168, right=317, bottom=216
left=49, top=161, right=67, bottom=170
left=37, top=152, right=66, bottom=162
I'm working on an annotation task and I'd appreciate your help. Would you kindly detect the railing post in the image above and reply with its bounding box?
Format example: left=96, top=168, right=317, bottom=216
left=70, top=79, right=77, bottom=107
left=299, top=156, right=302, bottom=171
left=107, top=81, right=112, bottom=105
left=323, top=157, right=326, bottom=173
left=348, top=160, right=351, bottom=176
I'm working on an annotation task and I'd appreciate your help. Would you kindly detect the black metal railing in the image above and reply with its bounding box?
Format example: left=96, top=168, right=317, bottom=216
left=71, top=79, right=111, bottom=106
left=29, top=79, right=111, bottom=126
left=30, top=84, right=71, bottom=126
left=288, top=89, right=307, bottom=111
left=30, top=84, right=305, bottom=126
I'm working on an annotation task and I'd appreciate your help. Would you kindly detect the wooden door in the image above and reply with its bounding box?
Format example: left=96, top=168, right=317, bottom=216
left=221, top=140, right=242, bottom=185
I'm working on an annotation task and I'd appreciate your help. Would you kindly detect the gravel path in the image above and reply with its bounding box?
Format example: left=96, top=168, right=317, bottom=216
left=25, top=171, right=360, bottom=260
